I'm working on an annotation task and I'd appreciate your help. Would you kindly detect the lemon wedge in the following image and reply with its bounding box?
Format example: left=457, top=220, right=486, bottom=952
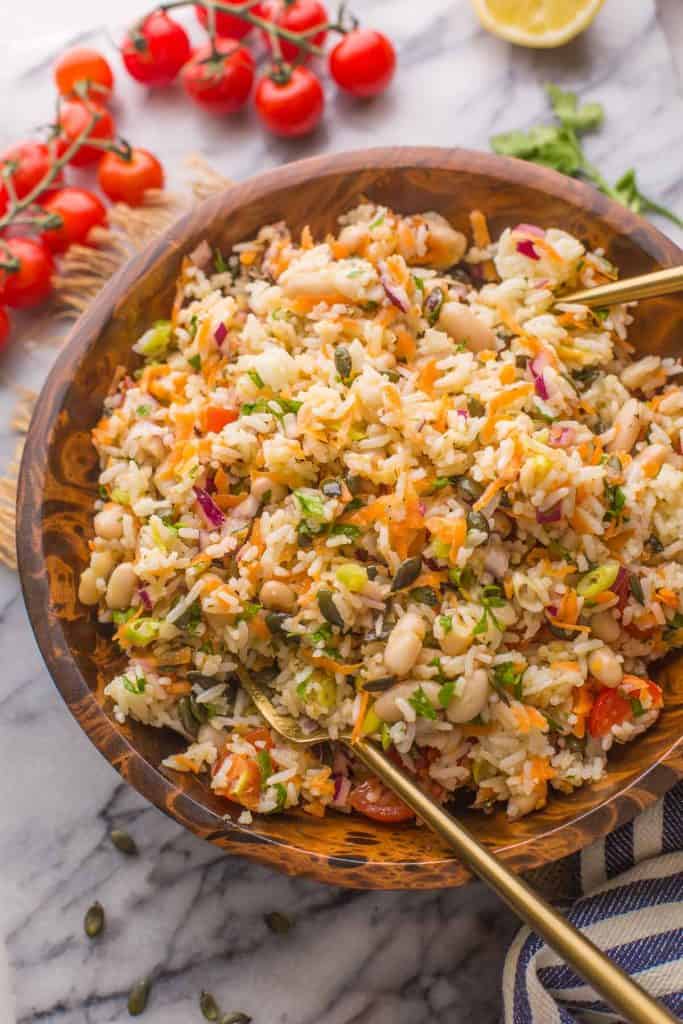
left=471, top=0, right=605, bottom=48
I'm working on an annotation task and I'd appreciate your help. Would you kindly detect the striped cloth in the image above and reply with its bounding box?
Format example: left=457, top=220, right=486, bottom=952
left=503, top=782, right=683, bottom=1023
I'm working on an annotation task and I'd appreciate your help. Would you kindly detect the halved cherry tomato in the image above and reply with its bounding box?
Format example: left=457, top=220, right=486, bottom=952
left=98, top=148, right=164, bottom=206
left=0, top=307, right=10, bottom=351
left=254, top=67, right=324, bottom=138
left=215, top=753, right=262, bottom=809
left=122, top=11, right=191, bottom=87
left=349, top=779, right=414, bottom=823
left=0, top=141, right=54, bottom=200
left=204, top=406, right=239, bottom=432
left=54, top=47, right=114, bottom=100
left=195, top=1, right=254, bottom=40
left=56, top=100, right=116, bottom=167
left=244, top=727, right=274, bottom=750
left=41, top=187, right=107, bottom=253
left=259, top=0, right=327, bottom=62
left=588, top=688, right=632, bottom=738
left=181, top=39, right=254, bottom=115
left=0, top=237, right=54, bottom=309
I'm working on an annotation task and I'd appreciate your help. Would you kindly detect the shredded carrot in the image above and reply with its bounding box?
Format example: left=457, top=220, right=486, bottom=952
left=300, top=224, right=314, bottom=249
left=469, top=210, right=497, bottom=282
left=412, top=570, right=448, bottom=590
left=395, top=326, right=416, bottom=361
left=657, top=588, right=679, bottom=609
left=473, top=478, right=506, bottom=511
left=240, top=250, right=257, bottom=267
left=301, top=651, right=362, bottom=676
left=546, top=613, right=591, bottom=633
left=557, top=589, right=578, bottom=625
left=165, top=681, right=193, bottom=696
left=531, top=756, right=556, bottom=782
left=503, top=576, right=514, bottom=600
left=425, top=515, right=467, bottom=560
left=416, top=359, right=439, bottom=395
left=331, top=239, right=351, bottom=260
left=500, top=363, right=516, bottom=384
left=250, top=614, right=270, bottom=641
left=480, top=383, right=534, bottom=443
left=351, top=690, right=370, bottom=744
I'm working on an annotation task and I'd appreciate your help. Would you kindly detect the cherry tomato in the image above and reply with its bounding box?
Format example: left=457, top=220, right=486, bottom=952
left=329, top=29, right=396, bottom=98
left=244, top=727, right=274, bottom=750
left=181, top=39, right=254, bottom=115
left=214, top=753, right=262, bottom=809
left=0, top=142, right=54, bottom=200
left=54, top=47, right=114, bottom=100
left=588, top=688, right=632, bottom=738
left=195, top=1, right=254, bottom=40
left=98, top=147, right=164, bottom=206
left=0, top=307, right=10, bottom=352
left=204, top=405, right=239, bottom=432
left=349, top=779, right=414, bottom=823
left=122, top=11, right=191, bottom=87
left=40, top=188, right=107, bottom=253
left=56, top=100, right=116, bottom=167
left=255, top=67, right=324, bottom=137
left=259, top=0, right=327, bottom=62
left=0, top=238, right=54, bottom=309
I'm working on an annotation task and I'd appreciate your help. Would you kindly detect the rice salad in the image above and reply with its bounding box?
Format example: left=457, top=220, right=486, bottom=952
left=80, top=203, right=679, bottom=825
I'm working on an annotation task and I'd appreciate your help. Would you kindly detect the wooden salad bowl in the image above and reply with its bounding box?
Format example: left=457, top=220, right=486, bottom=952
left=17, top=148, right=683, bottom=890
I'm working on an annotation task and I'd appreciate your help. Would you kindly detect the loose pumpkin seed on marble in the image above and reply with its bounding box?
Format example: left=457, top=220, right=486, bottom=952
left=264, top=910, right=293, bottom=934
left=390, top=556, right=422, bottom=592
left=110, top=829, right=139, bottom=856
left=200, top=991, right=220, bottom=1021
left=128, top=978, right=151, bottom=1016
left=220, top=1014, right=252, bottom=1024
left=83, top=901, right=105, bottom=939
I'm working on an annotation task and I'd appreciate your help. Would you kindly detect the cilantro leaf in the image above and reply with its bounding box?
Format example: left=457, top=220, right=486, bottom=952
left=408, top=686, right=437, bottom=720
left=612, top=169, right=683, bottom=229
left=546, top=84, right=603, bottom=133
left=438, top=680, right=455, bottom=707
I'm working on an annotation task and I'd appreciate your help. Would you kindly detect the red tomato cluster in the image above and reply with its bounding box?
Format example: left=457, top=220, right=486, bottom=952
left=0, top=47, right=165, bottom=348
left=120, top=2, right=396, bottom=138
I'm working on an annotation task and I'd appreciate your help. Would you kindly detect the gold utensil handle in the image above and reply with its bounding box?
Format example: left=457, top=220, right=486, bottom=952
left=354, top=738, right=677, bottom=1024
left=561, top=265, right=683, bottom=307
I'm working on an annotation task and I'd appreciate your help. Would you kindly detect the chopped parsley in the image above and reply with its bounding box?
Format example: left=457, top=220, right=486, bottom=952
left=493, top=661, right=525, bottom=701
left=240, top=397, right=302, bottom=421
left=136, top=405, right=151, bottom=416
left=604, top=482, right=626, bottom=521
left=237, top=601, right=261, bottom=623
left=122, top=675, right=146, bottom=695
left=187, top=354, right=201, bottom=372
left=257, top=750, right=273, bottom=782
left=293, top=490, right=325, bottom=520
left=329, top=523, right=361, bottom=540
left=473, top=585, right=507, bottom=636
left=247, top=369, right=265, bottom=388
left=408, top=686, right=437, bottom=720
left=438, top=680, right=455, bottom=707
left=438, top=614, right=453, bottom=634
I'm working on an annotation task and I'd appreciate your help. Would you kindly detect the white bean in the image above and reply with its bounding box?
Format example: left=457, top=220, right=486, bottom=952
left=438, top=302, right=497, bottom=352
left=590, top=610, right=620, bottom=644
left=607, top=398, right=642, bottom=453
left=78, top=567, right=100, bottom=606
left=90, top=550, right=116, bottom=580
left=260, top=580, right=297, bottom=611
left=439, top=629, right=471, bottom=657
left=374, top=681, right=441, bottom=723
left=446, top=669, right=490, bottom=724
left=422, top=214, right=467, bottom=269
left=588, top=647, right=623, bottom=687
left=94, top=505, right=124, bottom=540
left=384, top=612, right=425, bottom=676
left=105, top=562, right=137, bottom=610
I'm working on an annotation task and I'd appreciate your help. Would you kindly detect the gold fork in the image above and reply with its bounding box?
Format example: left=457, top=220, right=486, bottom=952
left=560, top=264, right=683, bottom=307
left=237, top=667, right=677, bottom=1024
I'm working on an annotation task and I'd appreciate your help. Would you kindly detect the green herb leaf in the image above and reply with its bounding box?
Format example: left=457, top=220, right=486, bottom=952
left=247, top=369, right=265, bottom=388
left=493, top=661, right=525, bottom=701
left=294, top=490, right=325, bottom=520
left=257, top=750, right=273, bottom=783
left=546, top=84, right=604, bottom=133
left=187, top=354, right=201, bottom=372
left=136, top=405, right=151, bottom=416
left=122, top=674, right=146, bottom=695
left=630, top=697, right=645, bottom=717
left=408, top=686, right=437, bottom=720
left=438, top=680, right=455, bottom=707
left=214, top=249, right=228, bottom=273
left=604, top=482, right=626, bottom=521
left=329, top=523, right=361, bottom=539
left=438, top=614, right=453, bottom=634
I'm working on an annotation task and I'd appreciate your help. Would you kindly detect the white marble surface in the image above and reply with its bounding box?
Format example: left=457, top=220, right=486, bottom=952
left=1, top=2, right=682, bottom=1022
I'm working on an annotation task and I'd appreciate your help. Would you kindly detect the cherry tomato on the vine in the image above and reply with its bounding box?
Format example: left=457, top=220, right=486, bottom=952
left=40, top=188, right=107, bottom=253
left=54, top=47, right=114, bottom=100
left=329, top=29, right=396, bottom=98
left=182, top=39, right=254, bottom=115
left=195, top=1, right=254, bottom=40
left=255, top=66, right=324, bottom=137
left=56, top=100, right=116, bottom=167
left=349, top=779, right=415, bottom=823
left=0, top=237, right=54, bottom=309
left=0, top=142, right=55, bottom=201
left=0, top=307, right=10, bottom=352
left=259, top=0, right=327, bottom=62
left=98, top=147, right=164, bottom=206
left=122, top=11, right=191, bottom=87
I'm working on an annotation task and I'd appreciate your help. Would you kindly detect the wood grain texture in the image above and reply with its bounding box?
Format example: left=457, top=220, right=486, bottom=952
left=16, top=148, right=683, bottom=890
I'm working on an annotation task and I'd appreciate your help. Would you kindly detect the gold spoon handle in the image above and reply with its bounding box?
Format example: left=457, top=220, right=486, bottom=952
left=353, top=738, right=677, bottom=1024
left=561, top=264, right=683, bottom=307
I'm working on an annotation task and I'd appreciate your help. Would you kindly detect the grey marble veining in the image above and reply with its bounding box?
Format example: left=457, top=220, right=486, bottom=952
left=1, top=1, right=682, bottom=1021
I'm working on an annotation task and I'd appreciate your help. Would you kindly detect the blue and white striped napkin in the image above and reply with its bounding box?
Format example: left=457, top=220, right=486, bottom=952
left=503, top=782, right=683, bottom=1023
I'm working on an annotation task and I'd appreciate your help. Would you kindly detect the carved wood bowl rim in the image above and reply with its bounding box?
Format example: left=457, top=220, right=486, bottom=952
left=16, top=147, right=683, bottom=890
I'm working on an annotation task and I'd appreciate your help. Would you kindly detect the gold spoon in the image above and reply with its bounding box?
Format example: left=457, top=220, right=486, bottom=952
left=236, top=667, right=677, bottom=1024
left=561, top=264, right=683, bottom=307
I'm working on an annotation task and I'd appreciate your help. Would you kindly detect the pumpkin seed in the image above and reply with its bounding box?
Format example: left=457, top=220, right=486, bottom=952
left=321, top=478, right=342, bottom=498
left=424, top=286, right=444, bottom=325
left=390, top=556, right=422, bottom=592
left=178, top=696, right=199, bottom=737
left=317, top=590, right=344, bottom=628
left=362, top=676, right=396, bottom=692
left=629, top=575, right=645, bottom=604
left=189, top=694, right=209, bottom=724
left=220, top=1015, right=252, bottom=1024
left=334, top=346, right=353, bottom=380
left=265, top=611, right=288, bottom=635
left=456, top=476, right=484, bottom=503
left=128, top=978, right=151, bottom=1016
left=110, top=828, right=139, bottom=856
left=366, top=565, right=378, bottom=580
left=466, top=510, right=490, bottom=535
left=409, top=586, right=438, bottom=606
left=345, top=474, right=361, bottom=495
left=467, top=396, right=485, bottom=417
left=84, top=901, right=104, bottom=939
left=264, top=910, right=293, bottom=934
left=200, top=991, right=220, bottom=1022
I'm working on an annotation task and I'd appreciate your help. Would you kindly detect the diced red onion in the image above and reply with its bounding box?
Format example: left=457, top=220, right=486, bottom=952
left=332, top=775, right=352, bottom=807
left=536, top=501, right=562, bottom=524
left=457, top=408, right=469, bottom=419
left=514, top=223, right=544, bottom=238
left=612, top=566, right=630, bottom=610
left=193, top=485, right=225, bottom=527
left=205, top=471, right=217, bottom=494
left=379, top=262, right=410, bottom=313
left=214, top=322, right=228, bottom=346
left=547, top=604, right=558, bottom=616
left=516, top=239, right=540, bottom=261
left=418, top=501, right=427, bottom=515
left=549, top=425, right=575, bottom=448
left=530, top=355, right=549, bottom=400
left=332, top=748, right=350, bottom=776
left=138, top=587, right=153, bottom=612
